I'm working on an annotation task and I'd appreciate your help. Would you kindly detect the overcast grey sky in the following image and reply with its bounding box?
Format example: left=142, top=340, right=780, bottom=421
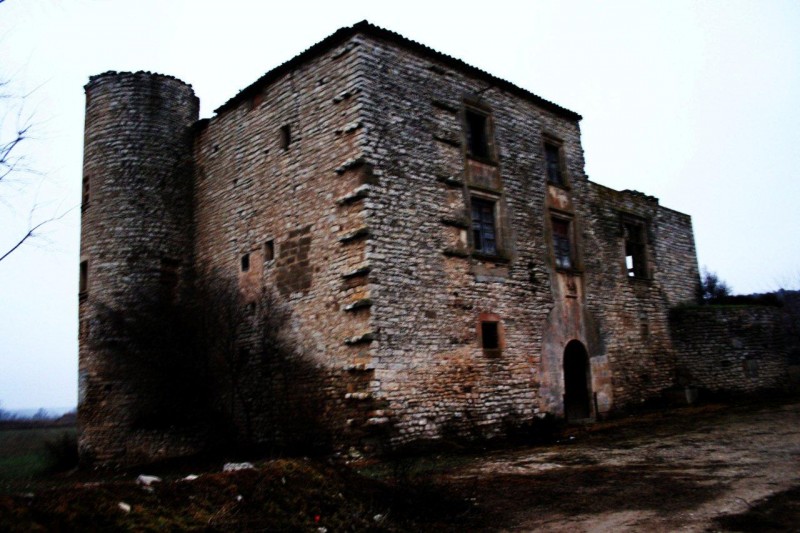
left=1, top=0, right=798, bottom=410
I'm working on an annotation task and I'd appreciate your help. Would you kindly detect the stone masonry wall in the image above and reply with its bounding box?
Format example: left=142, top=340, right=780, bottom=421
left=192, top=36, right=385, bottom=449
left=79, top=23, right=706, bottom=464
left=670, top=306, right=790, bottom=393
left=79, top=72, right=200, bottom=465
left=581, top=184, right=700, bottom=409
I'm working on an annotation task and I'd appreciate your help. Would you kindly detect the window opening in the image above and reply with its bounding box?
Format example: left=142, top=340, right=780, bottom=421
left=79, top=260, right=88, bottom=295
left=264, top=239, right=275, bottom=261
left=471, top=198, right=497, bottom=255
left=624, top=221, right=648, bottom=278
left=241, top=253, right=250, bottom=272
left=160, top=258, right=180, bottom=301
left=279, top=125, right=291, bottom=150
left=545, top=142, right=564, bottom=186
left=481, top=321, right=499, bottom=350
left=82, top=175, right=90, bottom=209
left=465, top=109, right=490, bottom=159
left=552, top=218, right=573, bottom=269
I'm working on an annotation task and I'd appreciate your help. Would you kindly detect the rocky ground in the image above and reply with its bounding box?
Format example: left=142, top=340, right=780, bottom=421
left=2, top=399, right=798, bottom=531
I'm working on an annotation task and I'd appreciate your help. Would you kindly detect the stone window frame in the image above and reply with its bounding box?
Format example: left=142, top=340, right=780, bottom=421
left=478, top=312, right=505, bottom=357
left=621, top=214, right=651, bottom=280
left=549, top=211, right=579, bottom=272
left=463, top=103, right=497, bottom=164
left=468, top=190, right=507, bottom=261
left=542, top=135, right=569, bottom=189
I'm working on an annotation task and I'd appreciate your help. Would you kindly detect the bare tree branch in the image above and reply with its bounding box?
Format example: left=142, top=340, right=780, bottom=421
left=0, top=205, right=75, bottom=263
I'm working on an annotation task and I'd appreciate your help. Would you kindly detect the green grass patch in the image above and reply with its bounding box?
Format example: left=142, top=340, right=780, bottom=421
left=0, top=427, right=77, bottom=493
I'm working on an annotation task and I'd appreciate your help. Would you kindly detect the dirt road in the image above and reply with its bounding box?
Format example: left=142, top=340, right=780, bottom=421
left=430, top=400, right=800, bottom=532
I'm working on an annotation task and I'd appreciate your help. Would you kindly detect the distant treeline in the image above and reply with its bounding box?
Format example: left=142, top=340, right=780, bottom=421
left=0, top=409, right=76, bottom=429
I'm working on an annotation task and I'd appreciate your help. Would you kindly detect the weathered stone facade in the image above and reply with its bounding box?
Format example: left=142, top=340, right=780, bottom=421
left=81, top=22, right=782, bottom=466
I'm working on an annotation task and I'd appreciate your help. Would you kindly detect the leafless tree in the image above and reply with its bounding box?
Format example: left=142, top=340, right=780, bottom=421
left=0, top=73, right=74, bottom=264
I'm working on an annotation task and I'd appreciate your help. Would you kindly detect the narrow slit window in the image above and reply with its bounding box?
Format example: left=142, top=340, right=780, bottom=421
left=241, top=253, right=250, bottom=272
left=82, top=175, right=90, bottom=209
left=160, top=258, right=180, bottom=301
left=264, top=239, right=275, bottom=261
left=279, top=125, right=291, bottom=150
left=79, top=260, right=88, bottom=295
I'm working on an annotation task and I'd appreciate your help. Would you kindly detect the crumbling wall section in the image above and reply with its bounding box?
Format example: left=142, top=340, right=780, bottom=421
left=581, top=184, right=700, bottom=409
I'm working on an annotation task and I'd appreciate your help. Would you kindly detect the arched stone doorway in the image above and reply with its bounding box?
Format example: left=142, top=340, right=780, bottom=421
left=563, top=340, right=592, bottom=421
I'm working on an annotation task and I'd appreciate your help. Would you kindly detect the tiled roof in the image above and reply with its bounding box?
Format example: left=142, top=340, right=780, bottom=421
left=215, top=20, right=582, bottom=121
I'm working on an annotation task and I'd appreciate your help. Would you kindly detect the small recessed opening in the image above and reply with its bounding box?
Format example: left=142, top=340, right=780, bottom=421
left=481, top=321, right=499, bottom=350
left=79, top=260, right=88, bottom=295
left=82, top=176, right=90, bottom=210
left=465, top=109, right=489, bottom=159
left=280, top=125, right=291, bottom=150
left=241, top=253, right=250, bottom=272
left=264, top=239, right=275, bottom=261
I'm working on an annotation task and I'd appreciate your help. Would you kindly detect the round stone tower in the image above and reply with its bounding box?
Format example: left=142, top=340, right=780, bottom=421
left=78, top=72, right=199, bottom=466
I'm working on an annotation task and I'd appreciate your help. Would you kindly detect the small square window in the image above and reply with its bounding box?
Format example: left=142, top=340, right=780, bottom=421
left=471, top=197, right=498, bottom=255
left=552, top=217, right=573, bottom=270
left=465, top=108, right=492, bottom=160
left=544, top=142, right=565, bottom=186
left=241, top=253, right=250, bottom=272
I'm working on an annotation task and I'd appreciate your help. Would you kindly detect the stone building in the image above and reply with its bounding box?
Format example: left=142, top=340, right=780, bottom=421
left=79, top=21, right=729, bottom=466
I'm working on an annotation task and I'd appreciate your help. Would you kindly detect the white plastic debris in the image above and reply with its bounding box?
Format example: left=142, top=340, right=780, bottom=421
left=118, top=502, right=131, bottom=513
left=136, top=475, right=162, bottom=486
left=223, top=462, right=255, bottom=472
left=182, top=474, right=199, bottom=481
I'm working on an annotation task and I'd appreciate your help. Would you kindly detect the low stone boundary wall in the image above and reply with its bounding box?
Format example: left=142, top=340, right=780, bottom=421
left=670, top=306, right=790, bottom=394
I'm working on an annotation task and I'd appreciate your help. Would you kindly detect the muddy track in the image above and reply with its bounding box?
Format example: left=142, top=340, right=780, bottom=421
left=423, top=401, right=800, bottom=531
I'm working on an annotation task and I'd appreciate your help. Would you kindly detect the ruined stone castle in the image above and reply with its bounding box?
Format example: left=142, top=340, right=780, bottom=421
left=78, top=22, right=791, bottom=466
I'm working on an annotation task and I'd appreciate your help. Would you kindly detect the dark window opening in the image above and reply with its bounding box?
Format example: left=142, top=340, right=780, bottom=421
left=250, top=93, right=263, bottom=111
left=264, top=239, right=275, bottom=261
left=280, top=125, right=291, bottom=150
left=481, top=321, right=500, bottom=350
left=552, top=218, right=573, bottom=269
left=79, top=260, right=88, bottom=295
left=241, top=253, right=250, bottom=272
left=160, top=258, right=180, bottom=301
left=465, top=109, right=490, bottom=159
left=545, top=142, right=564, bottom=186
left=82, top=175, right=90, bottom=210
left=624, top=221, right=648, bottom=278
left=471, top=198, right=497, bottom=255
